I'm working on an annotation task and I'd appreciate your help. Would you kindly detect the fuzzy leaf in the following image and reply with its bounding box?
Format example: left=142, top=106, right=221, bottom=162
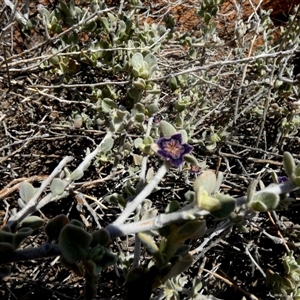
left=59, top=224, right=92, bottom=264
left=183, top=154, right=199, bottom=166
left=134, top=138, right=144, bottom=149
left=133, top=79, right=146, bottom=90
left=0, top=242, right=15, bottom=252
left=294, top=164, right=300, bottom=177
left=50, top=178, right=65, bottom=196
left=176, top=220, right=206, bottom=240
left=19, top=182, right=36, bottom=202
left=213, top=172, right=224, bottom=193
left=84, top=267, right=97, bottom=300
left=165, top=200, right=180, bottom=213
left=21, top=216, right=44, bottom=230
left=45, top=214, right=69, bottom=242
left=85, top=259, right=99, bottom=277
left=0, top=231, right=14, bottom=244
left=195, top=186, right=221, bottom=211
left=141, top=208, right=158, bottom=220
left=247, top=180, right=258, bottom=203
left=210, top=193, right=236, bottom=218
left=97, top=248, right=117, bottom=268
left=291, top=174, right=300, bottom=187
left=193, top=171, right=217, bottom=195
left=100, top=136, right=114, bottom=153
left=159, top=121, right=176, bottom=137
left=165, top=253, right=193, bottom=279
left=70, top=169, right=84, bottom=181
left=91, top=229, right=111, bottom=247
left=146, top=104, right=159, bottom=115
left=132, top=53, right=144, bottom=73
left=144, top=53, right=157, bottom=76
left=13, top=227, right=33, bottom=249
left=138, top=232, right=159, bottom=255
left=249, top=192, right=279, bottom=212
left=283, top=152, right=295, bottom=178
left=184, top=191, right=195, bottom=203
left=143, top=135, right=153, bottom=145
left=134, top=113, right=145, bottom=123
left=60, top=255, right=84, bottom=277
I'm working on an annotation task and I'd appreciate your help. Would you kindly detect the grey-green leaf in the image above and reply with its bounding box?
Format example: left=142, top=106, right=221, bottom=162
left=249, top=192, right=280, bottom=212
left=19, top=182, right=36, bottom=202
left=159, top=121, right=176, bottom=137
left=50, top=178, right=65, bottom=196
left=59, top=224, right=92, bottom=264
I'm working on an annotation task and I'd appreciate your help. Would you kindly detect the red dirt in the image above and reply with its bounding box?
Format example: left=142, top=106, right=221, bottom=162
left=147, top=0, right=300, bottom=31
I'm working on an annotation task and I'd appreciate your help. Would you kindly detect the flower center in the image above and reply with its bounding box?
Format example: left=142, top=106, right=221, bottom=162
left=163, top=139, right=183, bottom=158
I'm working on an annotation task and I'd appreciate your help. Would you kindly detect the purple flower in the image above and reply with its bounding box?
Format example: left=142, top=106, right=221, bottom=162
left=156, top=133, right=193, bottom=167
left=278, top=176, right=288, bottom=183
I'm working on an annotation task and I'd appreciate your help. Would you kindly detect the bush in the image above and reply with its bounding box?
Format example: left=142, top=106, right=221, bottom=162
left=1, top=0, right=300, bottom=299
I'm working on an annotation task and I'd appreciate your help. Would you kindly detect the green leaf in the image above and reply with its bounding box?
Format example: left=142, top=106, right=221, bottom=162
left=100, top=136, right=114, bottom=153
left=13, top=227, right=33, bottom=249
left=131, top=52, right=144, bottom=76
left=247, top=180, right=258, bottom=203
left=19, top=182, right=36, bottom=202
left=0, top=242, right=15, bottom=252
left=133, top=79, right=146, bottom=90
left=0, top=230, right=14, bottom=244
left=291, top=174, right=300, bottom=187
left=45, top=214, right=69, bottom=242
left=210, top=193, right=236, bottom=218
left=134, top=113, right=145, bottom=123
left=193, top=171, right=216, bottom=195
left=169, top=76, right=178, bottom=91
left=283, top=152, right=295, bottom=178
left=84, top=264, right=97, bottom=300
left=183, top=154, right=199, bottom=166
left=176, top=220, right=206, bottom=240
left=70, top=169, right=84, bottom=181
left=177, top=129, right=188, bottom=143
left=59, top=224, right=92, bottom=264
left=144, top=53, right=157, bottom=76
left=91, top=229, right=111, bottom=247
left=159, top=120, right=176, bottom=137
left=294, top=164, right=300, bottom=177
left=195, top=186, right=221, bottom=211
left=143, top=135, right=153, bottom=145
left=145, top=104, right=159, bottom=115
left=50, top=178, right=66, bottom=196
left=60, top=255, right=84, bottom=277
left=138, top=232, right=159, bottom=255
left=184, top=190, right=195, bottom=203
left=98, top=248, right=117, bottom=268
left=165, top=200, right=180, bottom=213
left=249, top=192, right=279, bottom=212
left=165, top=253, right=193, bottom=279
left=21, top=216, right=44, bottom=230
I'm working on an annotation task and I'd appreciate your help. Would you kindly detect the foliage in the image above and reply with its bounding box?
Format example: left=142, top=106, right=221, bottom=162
left=1, top=0, right=300, bottom=299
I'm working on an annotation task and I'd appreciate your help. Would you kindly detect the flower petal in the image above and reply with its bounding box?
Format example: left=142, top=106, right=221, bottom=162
left=169, top=133, right=183, bottom=143
left=182, top=143, right=193, bottom=155
left=156, top=133, right=193, bottom=168
left=169, top=157, right=184, bottom=167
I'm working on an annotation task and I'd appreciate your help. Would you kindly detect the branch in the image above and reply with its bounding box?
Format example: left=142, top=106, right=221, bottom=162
left=0, top=243, right=60, bottom=265
left=107, top=203, right=209, bottom=239
left=112, top=161, right=171, bottom=226
left=7, top=156, right=73, bottom=226
left=236, top=178, right=299, bottom=206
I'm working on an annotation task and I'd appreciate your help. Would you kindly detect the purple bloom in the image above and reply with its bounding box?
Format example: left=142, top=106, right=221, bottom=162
left=156, top=133, right=193, bottom=167
left=278, top=176, right=288, bottom=183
